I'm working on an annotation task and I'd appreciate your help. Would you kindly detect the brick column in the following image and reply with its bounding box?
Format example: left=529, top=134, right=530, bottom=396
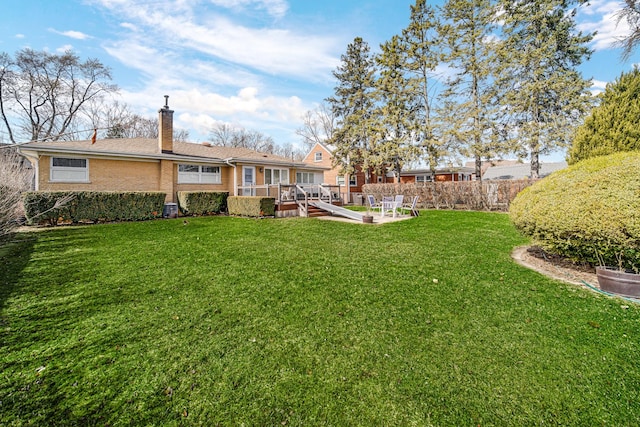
left=160, top=159, right=174, bottom=202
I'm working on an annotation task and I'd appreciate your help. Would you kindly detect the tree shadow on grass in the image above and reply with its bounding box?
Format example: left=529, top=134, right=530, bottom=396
left=0, top=232, right=37, bottom=312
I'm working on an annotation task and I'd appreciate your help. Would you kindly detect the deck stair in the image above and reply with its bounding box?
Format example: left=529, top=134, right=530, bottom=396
left=308, top=200, right=364, bottom=221
left=307, top=204, right=330, bottom=217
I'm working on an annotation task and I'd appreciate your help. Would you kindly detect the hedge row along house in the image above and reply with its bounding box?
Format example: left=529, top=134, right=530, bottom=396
left=17, top=98, right=328, bottom=215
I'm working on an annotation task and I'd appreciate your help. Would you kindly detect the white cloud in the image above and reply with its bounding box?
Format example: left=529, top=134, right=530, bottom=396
left=56, top=44, right=74, bottom=53
left=103, top=39, right=260, bottom=88
left=89, top=0, right=336, bottom=143
left=209, top=0, right=289, bottom=19
left=590, top=79, right=609, bottom=95
left=577, top=0, right=630, bottom=51
left=120, top=22, right=137, bottom=31
left=15, top=34, right=25, bottom=39
left=49, top=28, right=92, bottom=40
left=93, top=0, right=339, bottom=79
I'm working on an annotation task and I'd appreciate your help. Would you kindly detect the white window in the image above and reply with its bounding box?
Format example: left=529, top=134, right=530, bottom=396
left=296, top=171, right=315, bottom=184
left=314, top=152, right=323, bottom=162
left=265, top=168, right=289, bottom=185
left=416, top=175, right=433, bottom=183
left=50, top=157, right=88, bottom=182
left=178, top=164, right=221, bottom=184
left=336, top=176, right=345, bottom=186
left=349, top=175, right=357, bottom=186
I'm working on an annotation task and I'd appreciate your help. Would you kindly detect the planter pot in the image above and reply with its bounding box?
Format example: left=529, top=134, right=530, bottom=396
left=596, top=267, right=640, bottom=298
left=362, top=215, right=374, bottom=224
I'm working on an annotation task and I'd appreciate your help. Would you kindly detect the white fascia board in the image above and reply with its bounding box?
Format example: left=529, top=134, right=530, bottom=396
left=17, top=146, right=227, bottom=165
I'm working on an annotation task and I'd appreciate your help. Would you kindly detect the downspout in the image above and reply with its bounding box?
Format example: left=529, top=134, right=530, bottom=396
left=224, top=158, right=237, bottom=196
left=16, top=148, right=39, bottom=191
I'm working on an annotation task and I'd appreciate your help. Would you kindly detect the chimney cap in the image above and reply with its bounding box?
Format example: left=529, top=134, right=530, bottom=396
left=163, top=95, right=169, bottom=109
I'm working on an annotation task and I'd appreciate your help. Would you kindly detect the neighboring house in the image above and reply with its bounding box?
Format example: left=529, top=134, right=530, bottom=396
left=482, top=161, right=567, bottom=180
left=399, top=167, right=476, bottom=183
left=302, top=141, right=394, bottom=203
left=464, top=159, right=522, bottom=177
left=17, top=99, right=326, bottom=203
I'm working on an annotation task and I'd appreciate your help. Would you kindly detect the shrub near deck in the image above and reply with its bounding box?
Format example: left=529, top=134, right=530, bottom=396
left=227, top=196, right=275, bottom=217
left=177, top=191, right=228, bottom=216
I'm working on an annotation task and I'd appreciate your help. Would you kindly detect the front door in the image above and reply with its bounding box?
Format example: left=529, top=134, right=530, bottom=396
left=243, top=166, right=255, bottom=196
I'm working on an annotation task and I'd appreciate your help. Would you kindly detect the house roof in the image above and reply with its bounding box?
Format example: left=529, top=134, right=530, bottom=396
left=482, top=161, right=567, bottom=180
left=400, top=166, right=475, bottom=176
left=17, top=138, right=326, bottom=170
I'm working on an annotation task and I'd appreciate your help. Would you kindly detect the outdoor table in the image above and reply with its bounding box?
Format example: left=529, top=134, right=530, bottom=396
left=380, top=199, right=399, bottom=218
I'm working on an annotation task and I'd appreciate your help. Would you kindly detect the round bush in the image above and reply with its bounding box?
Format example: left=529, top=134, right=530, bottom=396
left=509, top=152, right=640, bottom=271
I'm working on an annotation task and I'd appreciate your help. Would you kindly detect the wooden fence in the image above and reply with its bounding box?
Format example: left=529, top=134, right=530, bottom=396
left=362, top=180, right=535, bottom=212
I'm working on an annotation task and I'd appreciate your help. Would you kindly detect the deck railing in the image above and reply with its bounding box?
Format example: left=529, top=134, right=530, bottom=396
left=236, top=184, right=343, bottom=204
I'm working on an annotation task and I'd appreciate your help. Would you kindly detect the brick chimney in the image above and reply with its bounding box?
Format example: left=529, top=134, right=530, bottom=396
left=158, top=95, right=174, bottom=153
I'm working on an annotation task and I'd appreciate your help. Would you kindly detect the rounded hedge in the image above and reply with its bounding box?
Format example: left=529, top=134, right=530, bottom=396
left=509, top=152, right=640, bottom=271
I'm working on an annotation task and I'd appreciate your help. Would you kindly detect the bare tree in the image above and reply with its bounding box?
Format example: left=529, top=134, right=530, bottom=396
left=295, top=103, right=336, bottom=150
left=0, top=49, right=118, bottom=144
left=208, top=123, right=275, bottom=153
left=0, top=145, right=32, bottom=236
left=81, top=99, right=189, bottom=141
left=272, top=142, right=306, bottom=161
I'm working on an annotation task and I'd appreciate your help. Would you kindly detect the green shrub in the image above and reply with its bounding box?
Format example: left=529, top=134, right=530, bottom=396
left=509, top=152, right=640, bottom=271
left=24, top=191, right=166, bottom=225
left=227, top=196, right=275, bottom=217
left=177, top=191, right=228, bottom=216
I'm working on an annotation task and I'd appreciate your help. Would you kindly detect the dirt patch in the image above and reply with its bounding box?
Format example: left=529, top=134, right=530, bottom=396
left=512, top=245, right=599, bottom=288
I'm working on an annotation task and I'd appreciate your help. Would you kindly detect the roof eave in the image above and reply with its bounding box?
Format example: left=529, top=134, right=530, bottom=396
left=16, top=146, right=227, bottom=165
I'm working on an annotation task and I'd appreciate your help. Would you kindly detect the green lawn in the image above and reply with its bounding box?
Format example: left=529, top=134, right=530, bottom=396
left=1, top=210, right=639, bottom=425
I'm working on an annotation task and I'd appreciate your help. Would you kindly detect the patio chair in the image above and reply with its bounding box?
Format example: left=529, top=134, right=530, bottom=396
left=401, top=195, right=420, bottom=216
left=367, top=195, right=381, bottom=212
left=394, top=195, right=404, bottom=215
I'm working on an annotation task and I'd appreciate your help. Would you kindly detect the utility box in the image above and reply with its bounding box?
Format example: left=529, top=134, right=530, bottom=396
left=162, top=203, right=178, bottom=218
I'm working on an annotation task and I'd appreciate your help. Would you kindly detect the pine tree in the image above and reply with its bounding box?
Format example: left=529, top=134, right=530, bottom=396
left=401, top=0, right=444, bottom=173
left=326, top=37, right=378, bottom=183
left=439, top=0, right=501, bottom=180
left=568, top=67, right=640, bottom=163
left=374, top=35, right=421, bottom=181
left=496, top=0, right=593, bottom=178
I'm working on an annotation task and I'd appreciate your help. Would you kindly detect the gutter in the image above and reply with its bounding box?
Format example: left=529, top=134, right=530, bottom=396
left=17, top=146, right=227, bottom=165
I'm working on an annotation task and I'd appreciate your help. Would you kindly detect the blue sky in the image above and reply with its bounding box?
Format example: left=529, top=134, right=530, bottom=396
left=1, top=0, right=637, bottom=161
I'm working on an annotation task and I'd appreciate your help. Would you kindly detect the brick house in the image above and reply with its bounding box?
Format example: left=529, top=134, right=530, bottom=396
left=17, top=99, right=326, bottom=203
left=398, top=167, right=476, bottom=183
left=302, top=142, right=394, bottom=203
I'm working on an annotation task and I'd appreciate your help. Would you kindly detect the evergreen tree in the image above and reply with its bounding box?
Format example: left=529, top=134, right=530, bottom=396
left=401, top=0, right=444, bottom=173
left=439, top=0, right=501, bottom=180
left=374, top=35, right=421, bottom=181
left=327, top=37, right=378, bottom=183
left=496, top=0, right=593, bottom=178
left=568, top=67, right=640, bottom=163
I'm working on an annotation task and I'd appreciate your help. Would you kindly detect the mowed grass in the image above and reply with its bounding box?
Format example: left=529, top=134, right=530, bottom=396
left=1, top=210, right=640, bottom=425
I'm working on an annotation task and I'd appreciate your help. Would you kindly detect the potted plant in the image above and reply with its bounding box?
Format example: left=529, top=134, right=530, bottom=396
left=362, top=195, right=374, bottom=223
left=595, top=250, right=640, bottom=298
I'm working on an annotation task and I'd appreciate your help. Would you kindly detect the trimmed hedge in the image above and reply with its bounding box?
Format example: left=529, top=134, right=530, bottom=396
left=509, top=152, right=640, bottom=271
left=227, top=196, right=275, bottom=217
left=177, top=191, right=228, bottom=216
left=363, top=181, right=532, bottom=212
left=24, top=191, right=166, bottom=225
